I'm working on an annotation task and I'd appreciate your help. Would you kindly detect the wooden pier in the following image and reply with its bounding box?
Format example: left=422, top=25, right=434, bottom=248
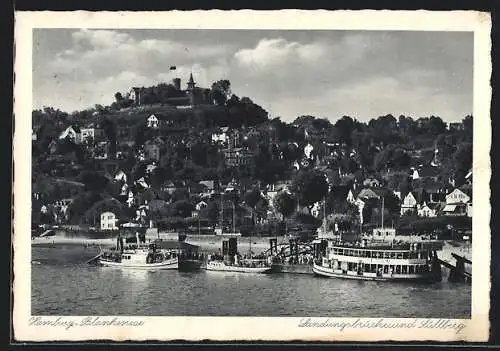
left=437, top=253, right=472, bottom=283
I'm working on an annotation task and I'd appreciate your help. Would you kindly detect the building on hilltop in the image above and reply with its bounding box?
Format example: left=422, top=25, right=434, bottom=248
left=129, top=73, right=213, bottom=108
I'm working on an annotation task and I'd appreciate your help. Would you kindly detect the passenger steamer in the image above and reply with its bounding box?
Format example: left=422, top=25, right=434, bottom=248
left=312, top=228, right=443, bottom=282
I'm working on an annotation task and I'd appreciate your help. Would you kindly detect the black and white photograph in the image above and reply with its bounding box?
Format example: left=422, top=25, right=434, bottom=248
left=13, top=10, right=491, bottom=342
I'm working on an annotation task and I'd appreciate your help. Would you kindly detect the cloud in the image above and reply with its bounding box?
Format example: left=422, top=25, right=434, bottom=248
left=233, top=34, right=380, bottom=72
left=33, top=30, right=472, bottom=122
left=34, top=29, right=238, bottom=110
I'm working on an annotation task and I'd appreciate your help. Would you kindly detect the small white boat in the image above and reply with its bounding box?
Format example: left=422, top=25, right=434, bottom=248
left=205, top=260, right=271, bottom=273
left=98, top=232, right=178, bottom=270
left=99, top=246, right=178, bottom=270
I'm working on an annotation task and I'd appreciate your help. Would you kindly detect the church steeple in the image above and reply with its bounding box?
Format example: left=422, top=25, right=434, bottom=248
left=187, top=73, right=196, bottom=90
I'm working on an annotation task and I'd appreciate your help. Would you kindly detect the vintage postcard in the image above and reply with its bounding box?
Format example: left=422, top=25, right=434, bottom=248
left=13, top=10, right=491, bottom=342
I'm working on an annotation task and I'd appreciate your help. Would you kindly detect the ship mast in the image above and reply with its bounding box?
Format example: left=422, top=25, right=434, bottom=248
left=232, top=201, right=236, bottom=234
left=323, top=196, right=327, bottom=235
left=220, top=192, right=224, bottom=234
left=381, top=196, right=385, bottom=229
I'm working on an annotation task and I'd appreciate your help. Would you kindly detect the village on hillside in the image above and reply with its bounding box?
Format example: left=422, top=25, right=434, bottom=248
left=31, top=73, right=473, bottom=241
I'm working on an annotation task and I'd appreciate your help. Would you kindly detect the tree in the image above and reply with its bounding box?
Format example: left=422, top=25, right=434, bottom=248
left=291, top=169, right=328, bottom=212
left=273, top=191, right=296, bottom=220
left=78, top=170, right=109, bottom=192
left=273, top=190, right=296, bottom=236
left=211, top=80, right=231, bottom=106
left=462, top=115, right=473, bottom=142
left=101, top=117, right=117, bottom=157
left=150, top=167, right=168, bottom=189
left=243, top=188, right=268, bottom=225
left=243, top=188, right=263, bottom=209
left=398, top=115, right=417, bottom=139
left=453, top=142, right=472, bottom=185
left=114, top=92, right=123, bottom=103
left=333, top=116, right=356, bottom=145
left=169, top=200, right=194, bottom=218
left=200, top=200, right=220, bottom=223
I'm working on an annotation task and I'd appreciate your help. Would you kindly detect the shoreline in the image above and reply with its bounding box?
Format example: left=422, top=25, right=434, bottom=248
left=31, top=234, right=277, bottom=254
left=31, top=234, right=472, bottom=261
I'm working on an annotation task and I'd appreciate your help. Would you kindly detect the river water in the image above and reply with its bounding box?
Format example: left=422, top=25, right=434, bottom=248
left=31, top=245, right=471, bottom=317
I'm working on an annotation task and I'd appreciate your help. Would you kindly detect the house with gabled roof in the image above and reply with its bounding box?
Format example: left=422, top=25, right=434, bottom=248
left=446, top=187, right=471, bottom=204
left=443, top=185, right=472, bottom=217
left=59, top=125, right=82, bottom=144
left=363, top=176, right=382, bottom=188
left=417, top=202, right=438, bottom=218
left=211, top=127, right=230, bottom=144
left=80, top=123, right=104, bottom=144
left=400, top=191, right=418, bottom=215
left=114, top=170, right=128, bottom=183
left=146, top=114, right=159, bottom=129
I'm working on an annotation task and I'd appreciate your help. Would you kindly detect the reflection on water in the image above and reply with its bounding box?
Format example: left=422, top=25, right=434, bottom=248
left=31, top=245, right=471, bottom=317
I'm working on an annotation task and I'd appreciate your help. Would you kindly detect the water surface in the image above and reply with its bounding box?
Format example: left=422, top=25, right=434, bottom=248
left=31, top=245, right=471, bottom=317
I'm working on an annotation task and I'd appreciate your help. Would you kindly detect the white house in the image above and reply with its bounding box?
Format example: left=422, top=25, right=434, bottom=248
left=311, top=201, right=322, bottom=218
left=59, top=126, right=82, bottom=144
left=362, top=177, right=381, bottom=187
left=135, top=177, right=150, bottom=189
left=120, top=183, right=128, bottom=196
left=146, top=114, right=159, bottom=129
left=417, top=202, right=437, bottom=218
left=443, top=187, right=472, bottom=217
left=146, top=162, right=158, bottom=174
left=114, top=170, right=128, bottom=183
left=411, top=167, right=420, bottom=180
left=446, top=188, right=471, bottom=204
left=100, top=211, right=118, bottom=230
left=195, top=201, right=208, bottom=211
left=304, top=143, right=314, bottom=159
left=126, top=191, right=135, bottom=207
left=136, top=203, right=148, bottom=222
left=400, top=192, right=418, bottom=215
left=211, top=127, right=229, bottom=144
left=354, top=198, right=366, bottom=224
left=80, top=127, right=104, bottom=143
left=346, top=189, right=356, bottom=204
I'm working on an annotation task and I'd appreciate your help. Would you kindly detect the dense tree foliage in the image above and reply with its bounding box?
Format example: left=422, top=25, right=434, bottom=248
left=291, top=169, right=329, bottom=212
left=31, top=77, right=473, bottom=233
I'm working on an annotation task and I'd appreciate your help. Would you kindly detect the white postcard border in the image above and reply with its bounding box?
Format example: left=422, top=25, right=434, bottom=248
left=13, top=10, right=492, bottom=342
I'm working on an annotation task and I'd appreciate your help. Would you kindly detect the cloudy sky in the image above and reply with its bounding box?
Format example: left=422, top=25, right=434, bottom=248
left=33, top=29, right=473, bottom=123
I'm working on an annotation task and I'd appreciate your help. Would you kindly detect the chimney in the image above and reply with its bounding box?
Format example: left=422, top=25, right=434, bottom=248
left=172, top=78, right=181, bottom=91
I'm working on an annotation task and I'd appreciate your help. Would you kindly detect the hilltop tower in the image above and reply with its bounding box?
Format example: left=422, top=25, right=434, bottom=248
left=187, top=73, right=197, bottom=106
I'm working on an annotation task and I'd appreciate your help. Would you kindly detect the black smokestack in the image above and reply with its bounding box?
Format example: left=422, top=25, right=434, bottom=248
left=172, top=78, right=181, bottom=91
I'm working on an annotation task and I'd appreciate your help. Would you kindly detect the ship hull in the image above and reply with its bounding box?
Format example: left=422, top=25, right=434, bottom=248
left=271, top=263, right=313, bottom=274
left=312, top=263, right=440, bottom=283
left=99, top=258, right=178, bottom=270
left=206, top=262, right=271, bottom=273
